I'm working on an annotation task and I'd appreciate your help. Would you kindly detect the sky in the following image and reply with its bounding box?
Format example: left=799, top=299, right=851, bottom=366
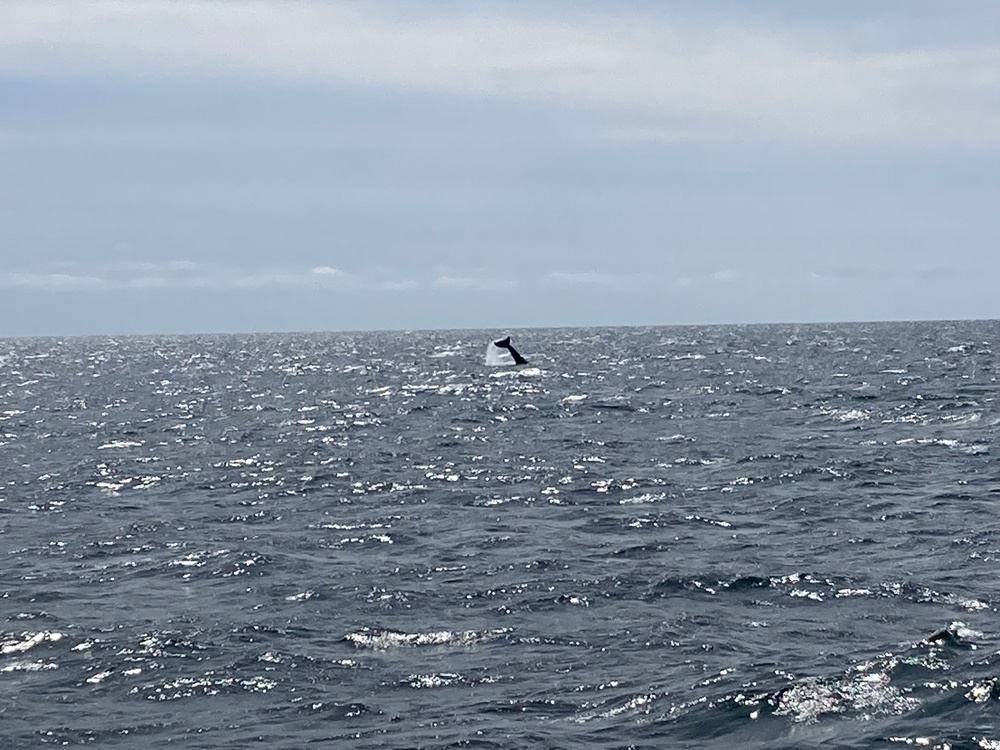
left=1, top=0, right=998, bottom=336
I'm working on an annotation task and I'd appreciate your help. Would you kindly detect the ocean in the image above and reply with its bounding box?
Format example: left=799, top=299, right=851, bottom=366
left=1, top=320, right=997, bottom=749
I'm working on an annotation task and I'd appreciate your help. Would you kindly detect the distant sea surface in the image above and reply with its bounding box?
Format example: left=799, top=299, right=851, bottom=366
left=1, top=321, right=998, bottom=749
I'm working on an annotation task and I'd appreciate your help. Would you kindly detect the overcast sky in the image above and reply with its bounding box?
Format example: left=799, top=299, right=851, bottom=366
left=1, top=0, right=998, bottom=336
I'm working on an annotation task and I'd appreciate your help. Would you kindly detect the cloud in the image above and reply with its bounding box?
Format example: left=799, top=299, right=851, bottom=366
left=0, top=271, right=106, bottom=291
left=713, top=269, right=739, bottom=283
left=545, top=270, right=649, bottom=288
left=0, top=259, right=211, bottom=292
left=0, top=260, right=423, bottom=293
left=0, top=259, right=980, bottom=305
left=125, top=276, right=170, bottom=290
left=433, top=275, right=517, bottom=289
left=1, top=1, right=997, bottom=145
left=235, top=268, right=351, bottom=289
left=379, top=280, right=419, bottom=291
left=310, top=266, right=343, bottom=277
left=808, top=263, right=966, bottom=286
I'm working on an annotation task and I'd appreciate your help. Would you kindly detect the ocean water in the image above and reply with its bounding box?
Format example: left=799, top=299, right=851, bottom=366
left=1, top=321, right=998, bottom=749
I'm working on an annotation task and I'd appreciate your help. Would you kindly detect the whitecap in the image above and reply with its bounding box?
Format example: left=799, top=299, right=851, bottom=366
left=489, top=367, right=542, bottom=378
left=619, top=493, right=664, bottom=505
left=0, top=660, right=58, bottom=673
left=97, top=440, right=144, bottom=450
left=685, top=514, right=732, bottom=528
left=406, top=672, right=462, bottom=688
left=344, top=627, right=511, bottom=650
left=835, top=409, right=870, bottom=423
left=1, top=631, right=63, bottom=655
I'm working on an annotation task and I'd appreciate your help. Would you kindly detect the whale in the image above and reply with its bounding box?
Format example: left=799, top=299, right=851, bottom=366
left=493, top=336, right=528, bottom=366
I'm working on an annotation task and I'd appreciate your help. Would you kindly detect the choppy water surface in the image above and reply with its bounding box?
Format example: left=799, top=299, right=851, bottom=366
left=1, top=321, right=998, bottom=749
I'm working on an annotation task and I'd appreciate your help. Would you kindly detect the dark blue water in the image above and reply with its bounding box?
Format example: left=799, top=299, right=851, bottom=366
left=1, top=321, right=998, bottom=749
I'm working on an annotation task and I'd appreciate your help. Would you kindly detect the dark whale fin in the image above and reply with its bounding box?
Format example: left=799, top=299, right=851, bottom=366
left=506, top=345, right=528, bottom=366
left=493, top=335, right=527, bottom=365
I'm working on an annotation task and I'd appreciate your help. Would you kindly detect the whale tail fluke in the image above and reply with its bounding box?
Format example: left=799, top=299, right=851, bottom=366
left=493, top=335, right=528, bottom=365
